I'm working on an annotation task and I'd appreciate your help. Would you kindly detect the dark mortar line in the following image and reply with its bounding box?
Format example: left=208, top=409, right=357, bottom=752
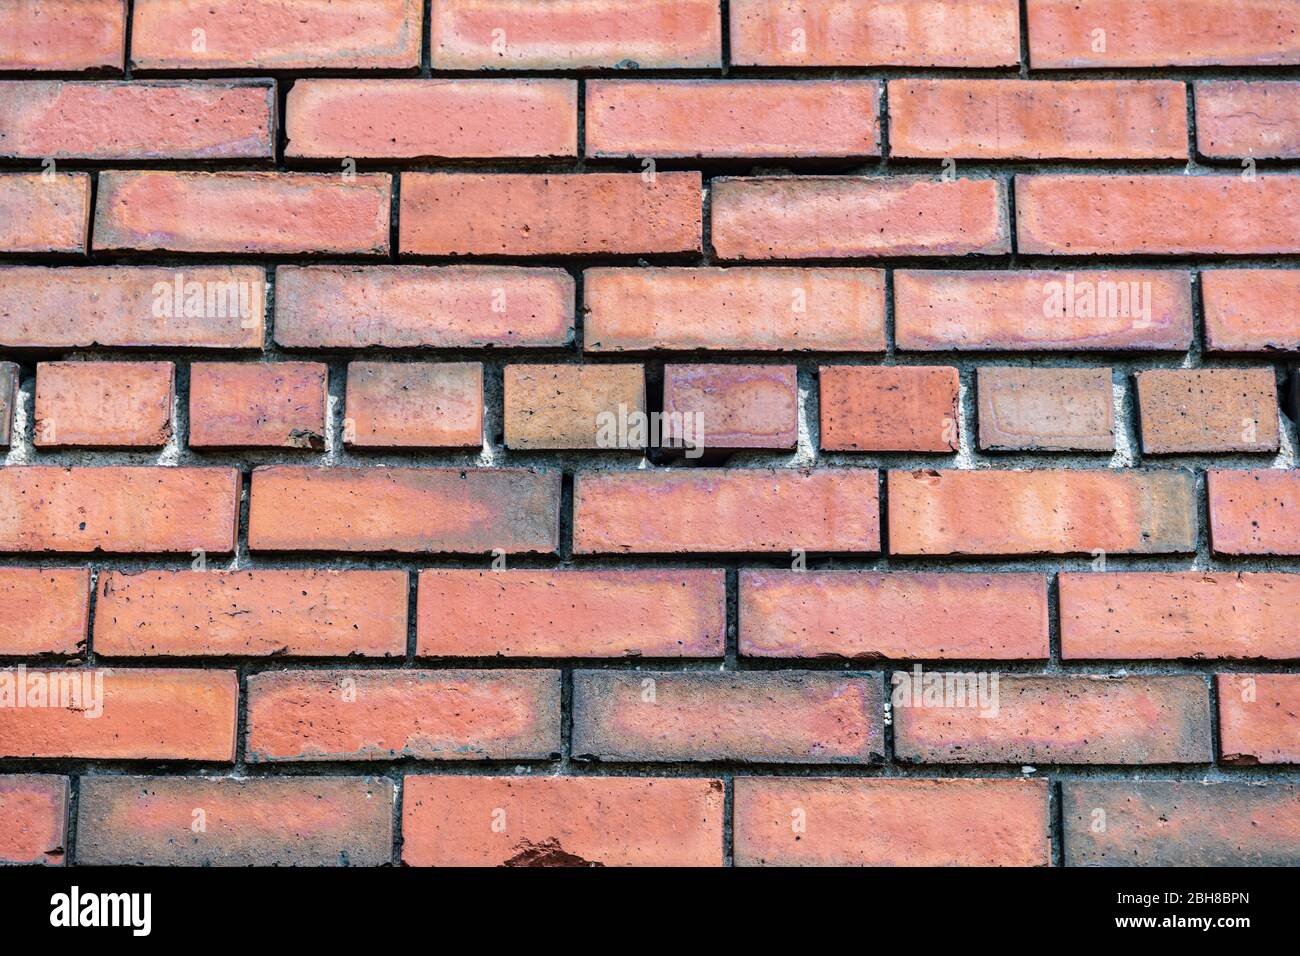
left=1050, top=778, right=1064, bottom=867
left=65, top=773, right=80, bottom=865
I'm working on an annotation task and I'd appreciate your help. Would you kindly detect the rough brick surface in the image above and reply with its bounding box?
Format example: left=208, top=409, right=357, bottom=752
left=0, top=568, right=90, bottom=657
left=1209, top=470, right=1300, bottom=555
left=504, top=364, right=646, bottom=450
left=0, top=173, right=90, bottom=254
left=0, top=775, right=67, bottom=866
left=662, top=364, right=798, bottom=450
left=977, top=367, right=1114, bottom=452
left=1218, top=674, right=1300, bottom=764
left=1136, top=368, right=1280, bottom=454
left=35, top=361, right=174, bottom=449
left=1196, top=81, right=1300, bottom=159
left=1202, top=269, right=1300, bottom=352
left=820, top=365, right=959, bottom=452
left=0, top=0, right=126, bottom=72
left=189, top=361, right=327, bottom=449
left=345, top=362, right=483, bottom=449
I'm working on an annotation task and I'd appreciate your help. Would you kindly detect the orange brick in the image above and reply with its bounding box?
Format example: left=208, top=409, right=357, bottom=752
left=504, top=364, right=646, bottom=450
left=0, top=568, right=89, bottom=657
left=820, top=365, right=959, bottom=452
left=34, top=361, right=174, bottom=449
left=0, top=362, right=18, bottom=448
left=662, top=364, right=797, bottom=450
left=0, top=0, right=125, bottom=71
left=94, top=570, right=408, bottom=658
left=416, top=569, right=725, bottom=658
left=245, top=669, right=560, bottom=762
left=1196, top=81, right=1300, bottom=159
left=1202, top=269, right=1300, bottom=352
left=734, top=778, right=1049, bottom=866
left=977, top=367, right=1114, bottom=452
left=1218, top=675, right=1300, bottom=764
left=740, top=571, right=1048, bottom=660
left=1136, top=368, right=1279, bottom=454
left=711, top=177, right=1009, bottom=259
left=0, top=775, right=67, bottom=865
left=189, top=362, right=326, bottom=450
left=1209, top=470, right=1300, bottom=555
left=345, top=362, right=482, bottom=449
left=0, top=173, right=89, bottom=254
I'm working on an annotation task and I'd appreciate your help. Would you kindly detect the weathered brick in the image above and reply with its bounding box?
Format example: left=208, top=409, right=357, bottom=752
left=1137, top=368, right=1279, bottom=454
left=0, top=0, right=125, bottom=72
left=345, top=362, right=483, bottom=449
left=584, top=267, right=884, bottom=353
left=248, top=466, right=560, bottom=554
left=820, top=365, right=959, bottom=452
left=887, top=469, right=1197, bottom=556
left=977, top=367, right=1114, bottom=452
left=189, top=362, right=326, bottom=450
left=740, top=571, right=1048, bottom=660
left=0, top=173, right=89, bottom=254
left=94, top=171, right=391, bottom=255
left=286, top=79, right=577, bottom=159
left=430, top=0, right=722, bottom=70
left=245, top=669, right=560, bottom=762
left=94, top=570, right=408, bottom=658
left=34, top=361, right=174, bottom=449
left=504, top=364, right=646, bottom=450
left=1209, top=470, right=1300, bottom=555
left=889, top=79, right=1186, bottom=159
left=1196, top=81, right=1300, bottom=159
left=76, top=776, right=393, bottom=866
left=662, top=364, right=797, bottom=450
left=0, top=362, right=17, bottom=448
left=573, top=671, right=884, bottom=763
left=400, top=172, right=701, bottom=256
left=416, top=569, right=725, bottom=658
left=1202, top=269, right=1300, bottom=352
left=712, top=177, right=1008, bottom=259
left=586, top=80, right=880, bottom=158
left=0, top=467, right=240, bottom=554
left=1218, top=675, right=1300, bottom=764
left=894, top=269, right=1193, bottom=352
left=0, top=568, right=89, bottom=657
left=574, top=469, right=880, bottom=554
left=0, top=80, right=275, bottom=160
left=0, top=668, right=237, bottom=760
left=734, top=778, right=1049, bottom=866
left=894, top=674, right=1211, bottom=764
left=0, top=775, right=66, bottom=865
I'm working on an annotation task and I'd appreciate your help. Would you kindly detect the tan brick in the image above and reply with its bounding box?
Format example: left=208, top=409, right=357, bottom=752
left=504, top=364, right=645, bottom=450
left=977, top=367, right=1114, bottom=452
left=345, top=362, right=482, bottom=449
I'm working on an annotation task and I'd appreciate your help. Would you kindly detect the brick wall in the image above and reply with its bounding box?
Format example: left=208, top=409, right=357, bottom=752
left=1, top=0, right=1298, bottom=868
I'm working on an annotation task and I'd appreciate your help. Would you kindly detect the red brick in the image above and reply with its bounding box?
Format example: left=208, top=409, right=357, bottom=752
left=35, top=361, right=174, bottom=449
left=740, top=571, right=1048, bottom=660
left=0, top=266, right=266, bottom=349
left=131, top=0, right=422, bottom=71
left=574, top=469, right=880, bottom=554
left=76, top=776, right=393, bottom=866
left=1063, top=781, right=1300, bottom=865
left=711, top=177, right=1009, bottom=259
left=1137, top=368, right=1279, bottom=454
left=586, top=80, right=880, bottom=159
left=730, top=0, right=1020, bottom=67
left=0, top=467, right=240, bottom=555
left=430, top=0, right=722, bottom=69
left=286, top=79, right=576, bottom=160
left=662, top=364, right=797, bottom=450
left=0, top=80, right=274, bottom=160
left=94, top=171, right=391, bottom=256
left=400, top=172, right=701, bottom=256
left=504, top=364, right=646, bottom=450
left=0, top=775, right=66, bottom=865
left=1061, top=572, right=1300, bottom=660
left=248, top=466, right=560, bottom=554
left=0, top=0, right=125, bottom=71
left=977, top=367, right=1114, bottom=452
left=94, top=570, right=408, bottom=658
left=820, top=365, right=959, bottom=452
left=1028, top=0, right=1300, bottom=68
left=1209, top=470, right=1300, bottom=555
left=345, top=362, right=483, bottom=449
left=0, top=668, right=237, bottom=760
left=1218, top=674, right=1300, bottom=764
left=245, top=669, right=560, bottom=762
left=887, top=469, right=1197, bottom=556
left=189, top=362, right=326, bottom=450
left=416, top=569, right=725, bottom=658
left=0, top=568, right=89, bottom=657
left=894, top=674, right=1211, bottom=764
left=1202, top=269, right=1300, bottom=352
left=734, top=778, right=1048, bottom=866
left=1016, top=174, right=1300, bottom=255
left=584, top=267, right=884, bottom=353
left=274, top=265, right=573, bottom=350
left=573, top=670, right=884, bottom=763
left=895, top=269, right=1193, bottom=352
left=1196, top=81, right=1300, bottom=159
left=0, top=362, right=17, bottom=448
left=0, top=173, right=89, bottom=254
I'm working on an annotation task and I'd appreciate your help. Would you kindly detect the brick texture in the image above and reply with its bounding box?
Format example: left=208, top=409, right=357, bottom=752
left=0, top=775, right=67, bottom=865
left=0, top=568, right=90, bottom=657
left=35, top=361, right=174, bottom=448
left=0, top=0, right=126, bottom=72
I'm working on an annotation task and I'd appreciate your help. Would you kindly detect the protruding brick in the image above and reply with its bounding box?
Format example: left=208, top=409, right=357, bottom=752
left=245, top=669, right=560, bottom=762
left=416, top=569, right=725, bottom=658
left=1209, top=470, right=1300, bottom=555
left=1196, top=81, right=1300, bottom=159
left=0, top=568, right=89, bottom=657
left=1202, top=269, right=1300, bottom=352
left=820, top=365, right=959, bottom=452
left=94, top=570, right=408, bottom=658
left=735, top=778, right=1049, bottom=866
left=584, top=267, right=884, bottom=352
left=0, top=363, right=17, bottom=448
left=1137, top=368, right=1279, bottom=454
left=0, top=173, right=89, bottom=254
left=400, top=172, right=701, bottom=256
left=0, top=0, right=125, bottom=72
left=894, top=674, right=1211, bottom=764
left=740, top=571, right=1049, bottom=660
left=345, top=362, right=483, bottom=449
left=0, top=775, right=67, bottom=865
left=94, top=171, right=391, bottom=255
left=573, top=671, right=884, bottom=763
left=574, top=469, right=880, bottom=554
left=888, top=469, right=1197, bottom=556
left=248, top=466, right=560, bottom=554
left=712, top=177, right=1008, bottom=259
left=35, top=361, right=174, bottom=449
left=1218, top=675, right=1300, bottom=764
left=662, top=364, right=797, bottom=450
left=504, top=364, right=646, bottom=450
left=77, top=776, right=393, bottom=866
left=978, top=367, right=1113, bottom=452
left=189, top=362, right=326, bottom=450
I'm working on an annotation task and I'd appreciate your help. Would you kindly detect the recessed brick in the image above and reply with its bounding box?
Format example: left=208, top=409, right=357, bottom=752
left=0, top=568, right=90, bottom=657
left=35, top=361, right=174, bottom=449
left=977, top=367, right=1114, bottom=452
left=1209, top=470, right=1300, bottom=555
left=1196, top=81, right=1300, bottom=159
left=0, top=775, right=67, bottom=865
left=820, top=365, right=959, bottom=452
left=345, top=362, right=483, bottom=449
left=189, top=362, right=326, bottom=450
left=1202, top=269, right=1300, bottom=352
left=1137, top=368, right=1279, bottom=454
left=504, top=364, right=645, bottom=450
left=1218, top=674, right=1300, bottom=764
left=662, top=364, right=797, bottom=450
